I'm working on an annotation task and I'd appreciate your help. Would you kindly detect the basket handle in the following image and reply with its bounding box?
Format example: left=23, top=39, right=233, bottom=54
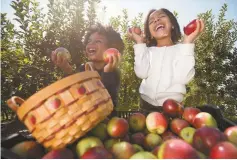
left=6, top=96, right=25, bottom=112
left=85, top=62, right=95, bottom=71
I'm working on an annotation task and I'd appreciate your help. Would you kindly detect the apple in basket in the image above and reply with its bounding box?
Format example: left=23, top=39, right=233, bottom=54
left=170, top=118, right=189, bottom=135
left=146, top=112, right=168, bottom=134
left=130, top=151, right=157, bottom=159
left=55, top=47, right=71, bottom=61
left=103, top=48, right=121, bottom=63
left=209, top=141, right=237, bottom=159
left=192, top=112, right=217, bottom=128
left=162, top=99, right=184, bottom=117
left=182, top=107, right=201, bottom=125
left=111, top=141, right=136, bottom=159
left=224, top=126, right=237, bottom=146
left=80, top=146, right=113, bottom=159
left=129, top=112, right=146, bottom=132
left=107, top=117, right=129, bottom=138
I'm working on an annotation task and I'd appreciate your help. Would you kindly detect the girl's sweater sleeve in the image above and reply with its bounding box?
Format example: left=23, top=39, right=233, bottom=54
left=172, top=44, right=195, bottom=85
left=133, top=43, right=151, bottom=79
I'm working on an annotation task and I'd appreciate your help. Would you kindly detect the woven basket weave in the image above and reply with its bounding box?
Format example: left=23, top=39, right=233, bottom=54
left=6, top=63, right=113, bottom=150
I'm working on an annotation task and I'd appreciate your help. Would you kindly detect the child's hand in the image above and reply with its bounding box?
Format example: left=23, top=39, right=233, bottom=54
left=51, top=51, right=73, bottom=74
left=183, top=19, right=205, bottom=43
left=104, top=53, right=121, bottom=72
left=127, top=28, right=145, bottom=44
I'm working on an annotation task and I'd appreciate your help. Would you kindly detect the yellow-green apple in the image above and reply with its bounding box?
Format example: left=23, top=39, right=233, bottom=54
left=55, top=47, right=71, bottom=61
left=179, top=127, right=196, bottom=144
left=144, top=133, right=162, bottom=150
left=131, top=132, right=145, bottom=146
left=76, top=136, right=103, bottom=157
left=104, top=138, right=120, bottom=151
left=182, top=107, right=201, bottom=124
left=129, top=113, right=146, bottom=132
left=192, top=127, right=227, bottom=155
left=158, top=139, right=199, bottom=159
left=209, top=141, right=237, bottom=159
left=107, top=117, right=129, bottom=138
left=130, top=151, right=156, bottom=159
left=111, top=141, right=136, bottom=159
left=80, top=146, right=113, bottom=159
left=103, top=48, right=121, bottom=64
left=162, top=99, right=184, bottom=117
left=42, top=148, right=74, bottom=159
left=224, top=126, right=237, bottom=146
left=10, top=141, right=45, bottom=159
left=90, top=123, right=108, bottom=141
left=193, top=112, right=217, bottom=128
left=132, top=144, right=144, bottom=153
left=170, top=118, right=189, bottom=135
left=146, top=112, right=168, bottom=134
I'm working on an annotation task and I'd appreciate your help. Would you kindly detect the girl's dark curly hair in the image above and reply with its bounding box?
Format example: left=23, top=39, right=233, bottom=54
left=84, top=23, right=124, bottom=54
left=144, top=8, right=181, bottom=47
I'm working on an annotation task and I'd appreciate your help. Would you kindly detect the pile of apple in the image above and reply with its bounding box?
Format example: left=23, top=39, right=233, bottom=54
left=10, top=99, right=237, bottom=159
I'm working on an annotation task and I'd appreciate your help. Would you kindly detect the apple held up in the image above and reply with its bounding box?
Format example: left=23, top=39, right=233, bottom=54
left=183, top=19, right=201, bottom=35
left=128, top=26, right=142, bottom=35
left=103, top=48, right=121, bottom=64
left=55, top=47, right=71, bottom=61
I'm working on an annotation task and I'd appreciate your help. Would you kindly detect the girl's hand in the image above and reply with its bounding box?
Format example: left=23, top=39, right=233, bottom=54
left=183, top=19, right=205, bottom=43
left=104, top=53, right=121, bottom=72
left=127, top=27, right=145, bottom=44
left=51, top=51, right=73, bottom=74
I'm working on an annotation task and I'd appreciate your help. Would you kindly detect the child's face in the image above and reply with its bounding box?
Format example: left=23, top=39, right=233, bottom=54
left=85, top=32, right=108, bottom=62
left=148, top=9, right=173, bottom=40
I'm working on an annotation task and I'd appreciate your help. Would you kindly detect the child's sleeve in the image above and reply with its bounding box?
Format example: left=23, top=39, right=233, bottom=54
left=100, top=69, right=120, bottom=107
left=133, top=43, right=151, bottom=79
left=172, top=44, right=195, bottom=84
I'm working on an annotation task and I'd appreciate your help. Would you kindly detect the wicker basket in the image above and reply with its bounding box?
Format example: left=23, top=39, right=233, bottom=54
left=6, top=63, right=114, bottom=150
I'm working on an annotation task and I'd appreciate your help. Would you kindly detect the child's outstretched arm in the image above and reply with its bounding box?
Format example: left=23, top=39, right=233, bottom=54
left=128, top=29, right=150, bottom=79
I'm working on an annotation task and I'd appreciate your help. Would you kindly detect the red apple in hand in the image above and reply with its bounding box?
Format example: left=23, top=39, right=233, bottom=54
left=81, top=146, right=113, bottom=159
left=192, top=127, right=227, bottom=155
left=107, top=117, right=129, bottom=138
left=182, top=107, right=201, bottom=124
left=183, top=19, right=200, bottom=35
left=170, top=118, right=189, bottom=135
left=192, top=112, right=217, bottom=128
left=103, top=48, right=121, bottom=63
left=158, top=139, right=199, bottom=159
left=162, top=99, right=184, bottom=117
left=129, top=27, right=142, bottom=35
left=209, top=141, right=237, bottom=159
left=146, top=112, right=168, bottom=134
left=224, top=126, right=237, bottom=146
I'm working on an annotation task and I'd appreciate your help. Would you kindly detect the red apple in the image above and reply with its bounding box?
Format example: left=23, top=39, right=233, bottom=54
left=55, top=47, right=71, bottom=61
left=146, top=112, right=168, bottom=134
left=224, top=126, right=237, bottom=146
left=107, top=117, right=129, bottom=138
left=129, top=113, right=146, bottom=132
left=158, top=139, right=199, bottom=159
left=131, top=132, right=145, bottom=146
left=80, top=146, right=113, bottom=159
left=182, top=107, right=201, bottom=124
left=183, top=19, right=200, bottom=35
left=129, top=27, right=142, bottom=35
left=76, top=136, right=104, bottom=157
left=193, top=112, right=217, bottom=128
left=210, top=141, right=237, bottom=159
left=179, top=127, right=196, bottom=144
left=42, top=148, right=74, bottom=159
left=103, top=48, right=121, bottom=64
left=192, top=127, right=227, bottom=155
left=144, top=133, right=162, bottom=150
left=170, top=118, right=189, bottom=135
left=162, top=99, right=184, bottom=117
left=161, top=130, right=176, bottom=139
left=130, top=151, right=157, bottom=159
left=151, top=146, right=160, bottom=156
left=111, top=141, right=136, bottom=159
